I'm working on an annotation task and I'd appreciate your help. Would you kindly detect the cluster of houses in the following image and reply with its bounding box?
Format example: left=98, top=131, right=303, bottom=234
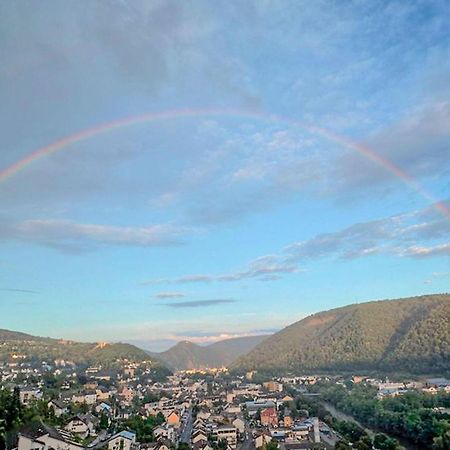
left=1, top=360, right=202, bottom=450
left=9, top=363, right=327, bottom=450
left=4, top=353, right=450, bottom=450
left=18, top=422, right=139, bottom=450
left=349, top=376, right=450, bottom=399
left=174, top=377, right=324, bottom=450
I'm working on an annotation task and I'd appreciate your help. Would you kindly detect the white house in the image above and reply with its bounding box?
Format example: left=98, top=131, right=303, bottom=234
left=64, top=415, right=97, bottom=438
left=95, top=402, right=113, bottom=415
left=215, top=426, right=237, bottom=449
left=48, top=399, right=68, bottom=417
left=255, top=433, right=272, bottom=449
left=192, top=430, right=208, bottom=444
left=18, top=424, right=84, bottom=450
left=108, top=431, right=137, bottom=450
left=19, top=387, right=43, bottom=405
left=153, top=424, right=177, bottom=444
left=232, top=418, right=245, bottom=434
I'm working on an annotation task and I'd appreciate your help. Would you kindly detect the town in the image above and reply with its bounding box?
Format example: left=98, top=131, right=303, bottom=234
left=1, top=357, right=450, bottom=450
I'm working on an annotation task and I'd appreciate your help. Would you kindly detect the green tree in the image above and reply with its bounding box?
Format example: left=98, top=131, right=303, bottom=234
left=335, top=441, right=351, bottom=450
left=216, top=439, right=227, bottom=450
left=354, top=435, right=372, bottom=450
left=99, top=414, right=109, bottom=430
left=432, top=421, right=450, bottom=450
left=373, top=433, right=402, bottom=450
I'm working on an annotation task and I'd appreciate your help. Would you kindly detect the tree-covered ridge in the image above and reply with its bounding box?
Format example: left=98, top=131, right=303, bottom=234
left=150, top=335, right=269, bottom=370
left=233, top=294, right=450, bottom=374
left=0, top=330, right=51, bottom=341
left=0, top=330, right=162, bottom=369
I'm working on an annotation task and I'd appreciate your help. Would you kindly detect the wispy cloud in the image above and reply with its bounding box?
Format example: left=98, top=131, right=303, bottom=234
left=0, top=288, right=38, bottom=294
left=284, top=202, right=450, bottom=262
left=164, top=299, right=236, bottom=308
left=400, top=243, right=450, bottom=258
left=145, top=201, right=450, bottom=285
left=155, top=292, right=185, bottom=299
left=424, top=270, right=450, bottom=284
left=0, top=218, right=191, bottom=252
left=177, top=275, right=214, bottom=284
left=144, top=255, right=300, bottom=285
left=431, top=271, right=450, bottom=279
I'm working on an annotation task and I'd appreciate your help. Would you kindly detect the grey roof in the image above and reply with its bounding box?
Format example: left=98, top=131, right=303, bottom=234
left=49, top=399, right=67, bottom=409
left=19, top=422, right=84, bottom=448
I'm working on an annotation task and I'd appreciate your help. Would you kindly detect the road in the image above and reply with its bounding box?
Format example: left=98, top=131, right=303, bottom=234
left=180, top=408, right=193, bottom=445
left=323, top=402, right=375, bottom=439
left=238, top=429, right=255, bottom=450
left=88, top=430, right=108, bottom=448
left=318, top=421, right=341, bottom=448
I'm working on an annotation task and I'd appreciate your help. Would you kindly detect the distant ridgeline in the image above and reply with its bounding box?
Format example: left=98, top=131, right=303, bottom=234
left=147, top=334, right=270, bottom=371
left=232, top=294, right=450, bottom=375
left=2, top=294, right=449, bottom=375
left=0, top=329, right=170, bottom=373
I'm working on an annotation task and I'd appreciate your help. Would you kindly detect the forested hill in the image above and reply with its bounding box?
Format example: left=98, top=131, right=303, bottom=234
left=149, top=334, right=269, bottom=370
left=0, top=329, right=165, bottom=370
left=0, top=329, right=50, bottom=341
left=232, top=294, right=450, bottom=375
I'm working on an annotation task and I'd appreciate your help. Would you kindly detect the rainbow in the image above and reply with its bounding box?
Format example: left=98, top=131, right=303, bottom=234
left=1, top=108, right=449, bottom=220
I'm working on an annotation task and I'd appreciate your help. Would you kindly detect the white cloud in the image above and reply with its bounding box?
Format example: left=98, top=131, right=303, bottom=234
left=401, top=243, right=450, bottom=258
left=143, top=254, right=300, bottom=285
left=0, top=218, right=191, bottom=252
left=144, top=201, right=450, bottom=285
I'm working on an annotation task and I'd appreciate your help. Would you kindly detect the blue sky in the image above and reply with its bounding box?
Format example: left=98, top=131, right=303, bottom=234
left=1, top=0, right=449, bottom=351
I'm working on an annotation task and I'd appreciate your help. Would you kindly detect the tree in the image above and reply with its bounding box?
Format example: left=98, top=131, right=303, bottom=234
left=99, top=414, right=109, bottom=430
left=335, top=441, right=351, bottom=450
left=373, top=433, right=401, bottom=450
left=216, top=439, right=228, bottom=450
left=0, top=419, right=6, bottom=450
left=0, top=387, right=23, bottom=450
left=354, top=435, right=372, bottom=450
left=432, top=421, right=450, bottom=450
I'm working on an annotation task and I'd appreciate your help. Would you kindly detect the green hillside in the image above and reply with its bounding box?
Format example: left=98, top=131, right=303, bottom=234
left=0, top=329, right=162, bottom=369
left=232, top=294, right=450, bottom=375
left=0, top=329, right=50, bottom=341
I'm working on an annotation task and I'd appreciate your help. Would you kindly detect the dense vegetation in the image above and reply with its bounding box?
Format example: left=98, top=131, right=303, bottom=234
left=0, top=387, right=60, bottom=450
left=233, top=294, right=450, bottom=374
left=150, top=335, right=269, bottom=370
left=0, top=329, right=165, bottom=369
left=287, top=391, right=403, bottom=450
left=0, top=388, right=168, bottom=450
left=313, top=381, right=450, bottom=449
left=122, top=413, right=165, bottom=442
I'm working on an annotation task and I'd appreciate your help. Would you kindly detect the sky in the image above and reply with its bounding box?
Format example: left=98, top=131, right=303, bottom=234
left=1, top=0, right=449, bottom=351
